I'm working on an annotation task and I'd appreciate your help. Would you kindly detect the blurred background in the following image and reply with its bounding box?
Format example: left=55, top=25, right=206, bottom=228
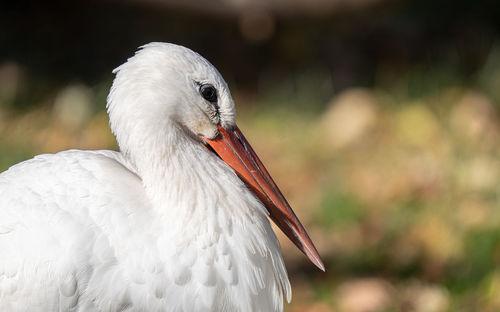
left=2, top=0, right=500, bottom=311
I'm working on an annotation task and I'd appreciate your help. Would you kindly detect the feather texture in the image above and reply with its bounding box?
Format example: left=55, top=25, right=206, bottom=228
left=0, top=43, right=291, bottom=311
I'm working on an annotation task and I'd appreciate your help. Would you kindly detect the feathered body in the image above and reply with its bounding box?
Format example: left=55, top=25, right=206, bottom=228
left=0, top=43, right=322, bottom=311
left=0, top=146, right=289, bottom=311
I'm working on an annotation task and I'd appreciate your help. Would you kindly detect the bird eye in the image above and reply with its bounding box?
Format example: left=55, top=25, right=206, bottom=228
left=199, top=84, right=217, bottom=103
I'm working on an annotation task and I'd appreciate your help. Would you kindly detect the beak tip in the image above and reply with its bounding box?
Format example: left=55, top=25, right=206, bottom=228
left=306, top=248, right=325, bottom=272
left=293, top=225, right=325, bottom=272
left=316, top=260, right=326, bottom=272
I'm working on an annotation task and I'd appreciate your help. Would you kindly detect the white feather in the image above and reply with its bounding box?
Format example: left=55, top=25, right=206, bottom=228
left=0, top=43, right=290, bottom=311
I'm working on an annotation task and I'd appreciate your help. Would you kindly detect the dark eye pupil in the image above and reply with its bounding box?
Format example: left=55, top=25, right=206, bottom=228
left=200, top=85, right=217, bottom=103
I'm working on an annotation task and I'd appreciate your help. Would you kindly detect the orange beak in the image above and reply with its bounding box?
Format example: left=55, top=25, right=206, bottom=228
left=201, top=125, right=325, bottom=271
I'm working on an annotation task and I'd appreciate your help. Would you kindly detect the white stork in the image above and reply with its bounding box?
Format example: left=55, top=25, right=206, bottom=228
left=0, top=43, right=323, bottom=312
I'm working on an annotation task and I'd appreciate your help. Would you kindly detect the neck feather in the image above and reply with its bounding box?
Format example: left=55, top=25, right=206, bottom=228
left=128, top=123, right=256, bottom=221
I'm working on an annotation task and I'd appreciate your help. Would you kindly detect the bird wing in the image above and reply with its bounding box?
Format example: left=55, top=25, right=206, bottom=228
left=0, top=150, right=149, bottom=311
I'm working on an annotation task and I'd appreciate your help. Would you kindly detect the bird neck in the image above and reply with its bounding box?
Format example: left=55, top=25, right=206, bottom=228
left=129, top=123, right=243, bottom=222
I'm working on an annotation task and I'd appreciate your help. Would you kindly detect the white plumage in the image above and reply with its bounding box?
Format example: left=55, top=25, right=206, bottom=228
left=0, top=43, right=321, bottom=311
